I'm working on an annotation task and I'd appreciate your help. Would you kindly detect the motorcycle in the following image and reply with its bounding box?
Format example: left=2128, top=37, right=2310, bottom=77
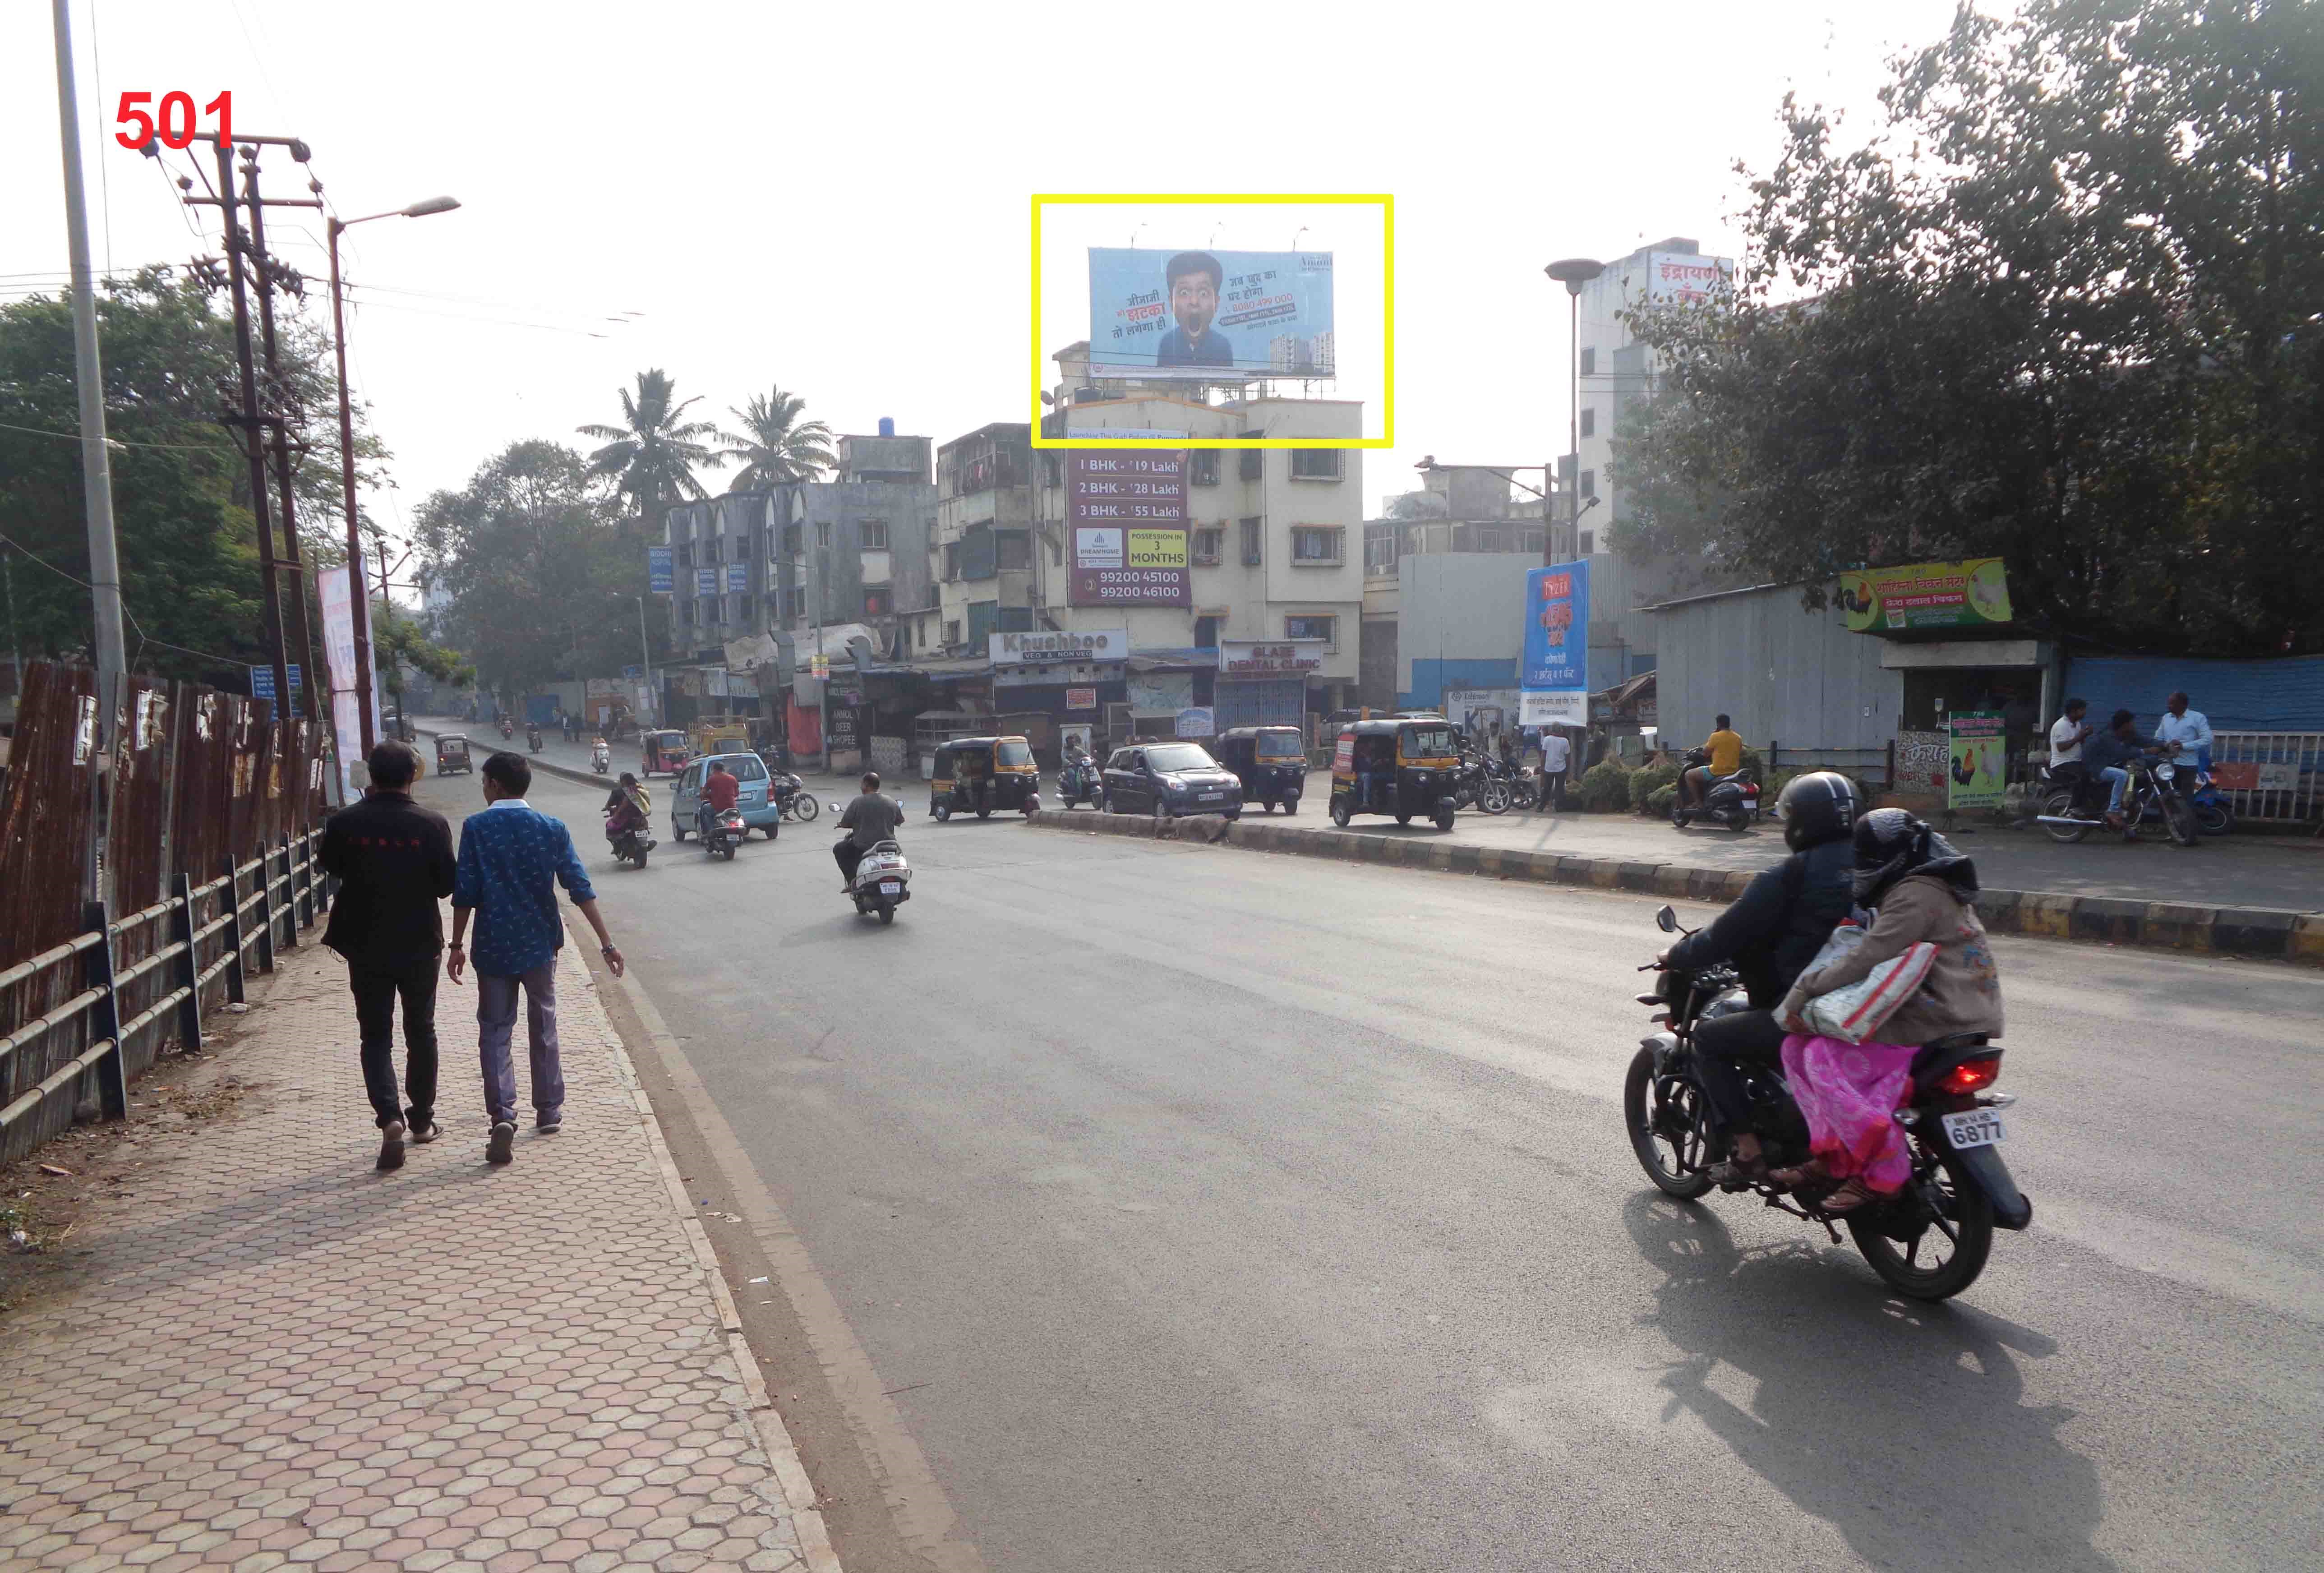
left=770, top=770, right=821, bottom=822
left=1624, top=904, right=2030, bottom=1301
left=591, top=741, right=610, bottom=775
left=525, top=724, right=544, bottom=755
left=498, top=717, right=514, bottom=741
left=1056, top=753, right=1102, bottom=810
left=1451, top=752, right=1512, bottom=816
left=1671, top=747, right=1760, bottom=831
left=2037, top=752, right=2196, bottom=846
left=847, top=836, right=911, bottom=925
left=700, top=804, right=747, bottom=861
left=603, top=813, right=654, bottom=870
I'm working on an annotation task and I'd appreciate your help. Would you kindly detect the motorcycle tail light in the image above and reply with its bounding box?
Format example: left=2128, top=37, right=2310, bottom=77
left=1937, top=1056, right=2001, bottom=1095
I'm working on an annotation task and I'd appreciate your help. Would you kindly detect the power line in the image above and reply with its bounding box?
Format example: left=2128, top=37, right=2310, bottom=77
left=0, top=530, right=251, bottom=671
left=0, top=417, right=238, bottom=454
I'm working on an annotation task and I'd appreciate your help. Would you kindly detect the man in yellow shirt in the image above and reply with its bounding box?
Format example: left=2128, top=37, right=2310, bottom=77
left=1683, top=713, right=1746, bottom=809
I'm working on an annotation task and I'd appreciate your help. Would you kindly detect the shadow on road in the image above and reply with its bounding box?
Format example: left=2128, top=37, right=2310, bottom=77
left=1624, top=1191, right=2116, bottom=1573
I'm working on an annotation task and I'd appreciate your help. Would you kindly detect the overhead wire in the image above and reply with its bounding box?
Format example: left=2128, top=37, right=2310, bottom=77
left=0, top=530, right=252, bottom=672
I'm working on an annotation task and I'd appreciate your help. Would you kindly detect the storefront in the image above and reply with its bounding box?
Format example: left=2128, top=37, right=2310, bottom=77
left=989, top=630, right=1125, bottom=763
left=1215, top=640, right=1324, bottom=732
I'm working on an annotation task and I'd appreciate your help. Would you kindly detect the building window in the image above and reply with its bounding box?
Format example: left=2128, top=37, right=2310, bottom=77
left=1239, top=517, right=1263, bottom=566
left=865, top=589, right=889, bottom=617
left=1285, top=614, right=1336, bottom=647
left=1042, top=452, right=1062, bottom=487
left=1523, top=528, right=1545, bottom=554
left=785, top=586, right=805, bottom=618
left=1239, top=448, right=1263, bottom=481
left=1579, top=529, right=1595, bottom=557
left=1580, top=407, right=1595, bottom=438
left=1290, top=449, right=1342, bottom=480
left=1290, top=526, right=1344, bottom=564
left=1194, top=615, right=1220, bottom=648
left=860, top=519, right=889, bottom=549
left=943, top=542, right=960, bottom=581
left=1189, top=450, right=1220, bottom=486
left=1580, top=469, right=1596, bottom=499
left=676, top=542, right=692, bottom=568
left=1193, top=527, right=1223, bottom=566
left=943, top=620, right=961, bottom=649
left=1580, top=346, right=1596, bottom=378
left=996, top=530, right=1031, bottom=570
left=816, top=521, right=833, bottom=548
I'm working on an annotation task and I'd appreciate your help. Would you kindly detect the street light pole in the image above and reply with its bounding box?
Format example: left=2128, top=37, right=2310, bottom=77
left=327, top=194, right=459, bottom=752
left=1543, top=258, right=1605, bottom=564
left=634, top=596, right=654, bottom=726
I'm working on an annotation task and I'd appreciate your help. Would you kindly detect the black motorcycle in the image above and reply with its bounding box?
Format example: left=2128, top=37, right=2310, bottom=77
left=770, top=770, right=821, bottom=822
left=1451, top=752, right=1512, bottom=815
left=2037, top=752, right=2196, bottom=847
left=525, top=724, right=543, bottom=755
left=1621, top=904, right=2030, bottom=1301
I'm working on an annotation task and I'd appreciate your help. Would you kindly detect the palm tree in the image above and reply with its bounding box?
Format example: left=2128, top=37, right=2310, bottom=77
left=577, top=369, right=722, bottom=536
left=714, top=387, right=837, bottom=490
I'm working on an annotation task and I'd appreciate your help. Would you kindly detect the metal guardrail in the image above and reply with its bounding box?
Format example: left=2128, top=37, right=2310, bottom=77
left=2209, top=731, right=2322, bottom=825
left=0, top=830, right=328, bottom=1162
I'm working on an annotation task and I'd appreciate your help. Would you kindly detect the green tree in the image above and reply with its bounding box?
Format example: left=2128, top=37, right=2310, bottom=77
left=1615, top=0, right=2324, bottom=655
left=373, top=608, right=474, bottom=701
left=714, top=387, right=836, bottom=489
left=577, top=369, right=720, bottom=536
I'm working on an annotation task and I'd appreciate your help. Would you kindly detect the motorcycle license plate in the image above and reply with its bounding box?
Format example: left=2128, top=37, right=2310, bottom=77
left=1939, top=1109, right=2005, bottom=1149
left=879, top=881, right=901, bottom=896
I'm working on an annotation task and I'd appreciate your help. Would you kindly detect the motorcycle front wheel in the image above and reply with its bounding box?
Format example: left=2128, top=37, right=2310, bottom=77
left=1479, top=780, right=1511, bottom=815
left=1848, top=1142, right=1993, bottom=1301
left=1623, top=1047, right=1713, bottom=1199
left=2163, top=792, right=2199, bottom=847
left=794, top=794, right=820, bottom=822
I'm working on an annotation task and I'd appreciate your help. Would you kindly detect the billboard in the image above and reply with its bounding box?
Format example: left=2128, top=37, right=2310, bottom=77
left=1840, top=558, right=2012, bottom=632
left=647, top=546, right=673, bottom=593
left=1947, top=712, right=2007, bottom=810
left=315, top=564, right=374, bottom=798
left=1645, top=250, right=1734, bottom=308
left=1518, top=561, right=1591, bottom=726
left=1068, top=451, right=1190, bottom=607
left=1088, top=247, right=1334, bottom=380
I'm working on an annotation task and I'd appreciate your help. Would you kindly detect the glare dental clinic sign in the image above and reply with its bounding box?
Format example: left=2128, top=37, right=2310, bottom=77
left=1217, top=640, right=1325, bottom=678
left=990, top=630, right=1126, bottom=664
left=1068, top=451, right=1190, bottom=607
left=1840, top=558, right=2012, bottom=632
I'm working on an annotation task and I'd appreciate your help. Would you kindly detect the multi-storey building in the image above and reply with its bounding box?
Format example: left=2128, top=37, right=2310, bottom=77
left=664, top=493, right=773, bottom=660
left=916, top=424, right=1034, bottom=657
left=767, top=424, right=936, bottom=654
left=1359, top=464, right=1547, bottom=714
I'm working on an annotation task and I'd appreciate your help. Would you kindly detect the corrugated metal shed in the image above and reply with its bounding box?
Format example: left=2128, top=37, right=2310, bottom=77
left=1645, top=582, right=1894, bottom=751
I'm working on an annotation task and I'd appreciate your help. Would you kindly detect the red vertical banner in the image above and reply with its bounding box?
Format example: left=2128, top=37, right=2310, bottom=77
left=1068, top=450, right=1189, bottom=607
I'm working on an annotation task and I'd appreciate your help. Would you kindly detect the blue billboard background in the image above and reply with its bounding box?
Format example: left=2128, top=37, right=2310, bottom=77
left=1520, top=561, right=1591, bottom=725
left=647, top=546, right=673, bottom=593
left=1088, top=247, right=1334, bottom=379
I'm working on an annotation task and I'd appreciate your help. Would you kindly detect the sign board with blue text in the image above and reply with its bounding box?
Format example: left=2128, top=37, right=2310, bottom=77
left=250, top=663, right=306, bottom=718
left=647, top=546, right=674, bottom=593
left=724, top=563, right=748, bottom=593
left=695, top=567, right=718, bottom=598
left=1518, top=561, right=1590, bottom=727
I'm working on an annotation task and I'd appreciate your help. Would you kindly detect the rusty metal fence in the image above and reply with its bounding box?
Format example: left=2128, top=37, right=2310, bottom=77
left=0, top=662, right=335, bottom=1163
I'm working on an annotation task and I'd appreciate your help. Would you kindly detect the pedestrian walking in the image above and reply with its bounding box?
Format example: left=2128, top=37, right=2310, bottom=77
left=447, top=751, right=626, bottom=1166
left=320, top=739, right=458, bottom=1172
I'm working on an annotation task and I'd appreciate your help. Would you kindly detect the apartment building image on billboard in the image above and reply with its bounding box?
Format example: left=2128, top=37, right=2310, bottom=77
left=1268, top=330, right=1336, bottom=375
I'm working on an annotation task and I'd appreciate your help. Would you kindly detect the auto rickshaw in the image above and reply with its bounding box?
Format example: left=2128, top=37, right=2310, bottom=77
left=1214, top=725, right=1310, bottom=814
left=929, top=735, right=1040, bottom=821
left=1328, top=717, right=1461, bottom=831
left=433, top=733, right=473, bottom=775
left=642, top=728, right=694, bottom=778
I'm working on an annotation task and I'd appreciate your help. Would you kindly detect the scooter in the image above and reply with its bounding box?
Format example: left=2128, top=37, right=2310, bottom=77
left=847, top=837, right=911, bottom=925
left=1057, top=753, right=1102, bottom=810
left=700, top=805, right=747, bottom=861
left=1671, top=748, right=1760, bottom=831
left=591, top=740, right=610, bottom=774
left=604, top=814, right=654, bottom=869
left=2186, top=757, right=2234, bottom=837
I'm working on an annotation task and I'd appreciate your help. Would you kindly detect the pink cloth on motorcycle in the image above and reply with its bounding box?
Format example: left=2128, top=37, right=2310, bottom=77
left=1780, top=1033, right=1917, bottom=1193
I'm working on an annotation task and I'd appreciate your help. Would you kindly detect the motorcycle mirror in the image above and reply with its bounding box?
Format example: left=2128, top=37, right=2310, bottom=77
left=1654, top=904, right=1678, bottom=933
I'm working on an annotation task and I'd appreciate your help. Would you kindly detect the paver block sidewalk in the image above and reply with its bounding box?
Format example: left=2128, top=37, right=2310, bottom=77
left=0, top=941, right=829, bottom=1573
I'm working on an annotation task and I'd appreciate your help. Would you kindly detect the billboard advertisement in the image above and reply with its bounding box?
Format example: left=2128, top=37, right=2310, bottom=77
left=1947, top=711, right=2007, bottom=810
left=1068, top=451, right=1190, bottom=607
left=1840, top=558, right=2012, bottom=632
left=647, top=545, right=673, bottom=593
left=1518, top=561, right=1591, bottom=726
left=315, top=564, right=374, bottom=798
left=1645, top=250, right=1734, bottom=308
left=1088, top=247, right=1334, bottom=380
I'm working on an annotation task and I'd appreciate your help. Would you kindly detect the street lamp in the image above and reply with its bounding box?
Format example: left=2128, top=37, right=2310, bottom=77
left=327, top=194, right=461, bottom=752
left=1543, top=257, right=1604, bottom=564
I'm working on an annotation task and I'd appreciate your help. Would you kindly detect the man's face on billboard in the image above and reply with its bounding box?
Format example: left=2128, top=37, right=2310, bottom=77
left=1171, top=271, right=1217, bottom=337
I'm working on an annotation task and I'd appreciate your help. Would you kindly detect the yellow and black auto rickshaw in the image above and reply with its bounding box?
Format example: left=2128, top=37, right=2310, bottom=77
left=1328, top=717, right=1461, bottom=831
left=641, top=729, right=694, bottom=778
left=433, top=733, right=472, bottom=776
left=929, top=735, right=1040, bottom=821
left=1214, top=725, right=1309, bottom=814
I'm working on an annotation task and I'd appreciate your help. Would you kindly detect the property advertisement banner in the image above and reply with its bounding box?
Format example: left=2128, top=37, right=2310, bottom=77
left=1088, top=247, right=1335, bottom=380
left=315, top=564, right=374, bottom=798
left=724, top=562, right=747, bottom=593
left=695, top=567, right=718, bottom=598
left=1518, top=561, right=1591, bottom=726
left=1065, top=687, right=1098, bottom=711
left=1840, top=558, right=2012, bottom=632
left=1069, top=451, right=1189, bottom=607
left=1947, top=711, right=2007, bottom=810
left=647, top=546, right=674, bottom=593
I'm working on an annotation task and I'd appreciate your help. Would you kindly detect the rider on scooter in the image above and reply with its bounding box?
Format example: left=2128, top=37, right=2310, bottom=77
left=697, top=759, right=740, bottom=840
left=1680, top=714, right=1745, bottom=811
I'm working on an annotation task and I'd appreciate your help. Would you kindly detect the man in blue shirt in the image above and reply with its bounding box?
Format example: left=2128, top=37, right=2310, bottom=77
left=447, top=752, right=625, bottom=1165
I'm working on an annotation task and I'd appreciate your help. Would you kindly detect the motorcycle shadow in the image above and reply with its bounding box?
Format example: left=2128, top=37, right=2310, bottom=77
left=1623, top=1191, right=2115, bottom=1573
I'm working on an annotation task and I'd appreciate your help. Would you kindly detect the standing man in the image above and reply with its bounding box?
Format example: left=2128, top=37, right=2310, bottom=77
left=322, top=739, right=458, bottom=1172
left=2156, top=690, right=2213, bottom=773
left=1540, top=725, right=1573, bottom=812
left=834, top=771, right=904, bottom=891
left=447, top=752, right=625, bottom=1166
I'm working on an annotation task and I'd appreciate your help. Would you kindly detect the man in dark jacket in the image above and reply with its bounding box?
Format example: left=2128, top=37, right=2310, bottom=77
left=1659, top=771, right=1858, bottom=1182
left=322, top=739, right=458, bottom=1172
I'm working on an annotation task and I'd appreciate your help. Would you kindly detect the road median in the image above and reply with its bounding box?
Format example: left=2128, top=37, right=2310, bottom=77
left=1029, top=806, right=2324, bottom=968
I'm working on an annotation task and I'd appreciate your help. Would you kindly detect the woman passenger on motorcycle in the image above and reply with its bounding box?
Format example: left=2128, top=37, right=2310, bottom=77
left=1773, top=809, right=2005, bottom=1212
left=604, top=772, right=650, bottom=832
left=1657, top=772, right=1859, bottom=1185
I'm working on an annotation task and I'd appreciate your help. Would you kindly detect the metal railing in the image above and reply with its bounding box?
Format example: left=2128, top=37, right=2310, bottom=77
left=2208, top=731, right=2322, bottom=825
left=0, top=830, right=328, bottom=1163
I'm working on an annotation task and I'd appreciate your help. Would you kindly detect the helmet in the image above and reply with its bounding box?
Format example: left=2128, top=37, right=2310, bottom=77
left=1852, top=807, right=1979, bottom=906
left=1777, top=770, right=1858, bottom=851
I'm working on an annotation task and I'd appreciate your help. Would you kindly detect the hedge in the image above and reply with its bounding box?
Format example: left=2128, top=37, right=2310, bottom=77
left=1575, top=761, right=1630, bottom=812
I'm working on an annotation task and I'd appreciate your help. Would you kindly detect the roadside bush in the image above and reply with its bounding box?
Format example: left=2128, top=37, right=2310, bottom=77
left=1738, top=745, right=1765, bottom=780
left=1575, top=761, right=1630, bottom=812
left=1628, top=761, right=1682, bottom=811
left=1646, top=784, right=1679, bottom=818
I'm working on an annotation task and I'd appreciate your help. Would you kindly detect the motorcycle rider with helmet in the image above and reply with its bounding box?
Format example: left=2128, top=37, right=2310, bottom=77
left=1655, top=770, right=1860, bottom=1184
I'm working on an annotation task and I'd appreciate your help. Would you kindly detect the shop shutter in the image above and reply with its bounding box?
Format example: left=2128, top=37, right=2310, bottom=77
left=1214, top=678, right=1303, bottom=730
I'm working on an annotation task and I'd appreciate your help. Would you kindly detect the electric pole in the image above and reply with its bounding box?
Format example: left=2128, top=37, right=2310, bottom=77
left=211, top=138, right=295, bottom=723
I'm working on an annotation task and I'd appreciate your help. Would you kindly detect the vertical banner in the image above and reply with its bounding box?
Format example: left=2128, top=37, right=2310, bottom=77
left=647, top=545, right=674, bottom=593
left=1068, top=450, right=1190, bottom=607
left=724, top=562, right=748, bottom=594
left=1519, top=561, right=1591, bottom=727
left=1946, top=711, right=2007, bottom=810
left=315, top=563, right=376, bottom=799
left=695, top=567, right=719, bottom=598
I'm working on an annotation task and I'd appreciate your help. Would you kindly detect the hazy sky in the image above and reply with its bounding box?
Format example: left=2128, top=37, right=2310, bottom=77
left=7, top=0, right=1981, bottom=537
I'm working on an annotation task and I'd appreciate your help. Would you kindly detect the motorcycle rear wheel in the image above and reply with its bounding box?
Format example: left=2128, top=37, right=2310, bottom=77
left=2039, top=789, right=2091, bottom=844
left=1848, top=1143, right=1993, bottom=1301
left=1623, top=1047, right=1713, bottom=1199
left=2193, top=799, right=2233, bottom=836
left=878, top=904, right=895, bottom=925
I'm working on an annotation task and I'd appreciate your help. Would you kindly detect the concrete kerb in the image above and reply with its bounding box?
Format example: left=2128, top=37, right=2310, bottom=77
left=1025, top=806, right=2320, bottom=968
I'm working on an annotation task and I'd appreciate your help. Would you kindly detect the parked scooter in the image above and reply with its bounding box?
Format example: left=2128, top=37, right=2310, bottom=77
left=1671, top=747, right=1760, bottom=831
left=2186, top=760, right=2235, bottom=837
left=846, top=837, right=912, bottom=924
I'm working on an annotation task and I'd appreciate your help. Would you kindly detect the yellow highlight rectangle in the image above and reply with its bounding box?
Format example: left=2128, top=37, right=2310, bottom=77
left=1030, top=193, right=1393, bottom=450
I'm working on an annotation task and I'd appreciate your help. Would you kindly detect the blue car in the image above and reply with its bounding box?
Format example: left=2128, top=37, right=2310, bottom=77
left=670, top=752, right=781, bottom=842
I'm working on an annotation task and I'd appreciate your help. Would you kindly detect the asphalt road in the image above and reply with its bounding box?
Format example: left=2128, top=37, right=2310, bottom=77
left=418, top=763, right=2324, bottom=1573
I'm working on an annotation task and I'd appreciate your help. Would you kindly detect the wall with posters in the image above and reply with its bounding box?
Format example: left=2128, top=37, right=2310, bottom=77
left=1088, top=247, right=1335, bottom=380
